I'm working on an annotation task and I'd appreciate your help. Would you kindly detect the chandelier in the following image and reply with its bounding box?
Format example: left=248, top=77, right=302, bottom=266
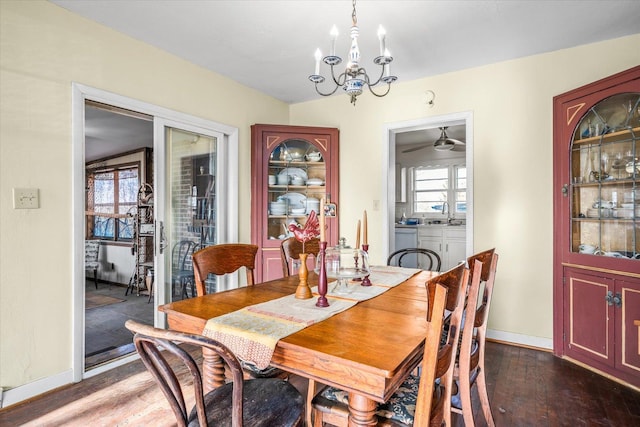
left=308, top=0, right=397, bottom=105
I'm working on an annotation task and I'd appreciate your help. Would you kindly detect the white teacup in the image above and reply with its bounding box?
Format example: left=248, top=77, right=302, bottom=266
left=579, top=244, right=597, bottom=254
left=268, top=175, right=276, bottom=185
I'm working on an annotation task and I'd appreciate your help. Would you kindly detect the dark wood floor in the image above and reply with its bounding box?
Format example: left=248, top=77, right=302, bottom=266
left=1, top=342, right=638, bottom=426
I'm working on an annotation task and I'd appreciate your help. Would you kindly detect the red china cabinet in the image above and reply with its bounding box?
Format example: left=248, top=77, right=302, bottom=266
left=251, top=124, right=339, bottom=283
left=553, top=66, right=640, bottom=388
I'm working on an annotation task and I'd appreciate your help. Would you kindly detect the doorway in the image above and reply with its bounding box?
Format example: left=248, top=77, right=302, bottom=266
left=83, top=102, right=154, bottom=369
left=383, top=112, right=474, bottom=262
left=72, top=84, right=239, bottom=380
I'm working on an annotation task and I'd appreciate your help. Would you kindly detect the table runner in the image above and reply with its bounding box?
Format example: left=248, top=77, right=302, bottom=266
left=202, top=265, right=422, bottom=369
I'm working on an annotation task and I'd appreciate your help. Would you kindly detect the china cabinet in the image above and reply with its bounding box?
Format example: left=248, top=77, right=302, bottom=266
left=251, top=124, right=339, bottom=282
left=553, top=66, right=640, bottom=388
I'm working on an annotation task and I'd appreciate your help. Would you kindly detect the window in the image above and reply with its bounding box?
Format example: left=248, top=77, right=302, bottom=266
left=87, top=166, right=138, bottom=240
left=414, top=165, right=466, bottom=216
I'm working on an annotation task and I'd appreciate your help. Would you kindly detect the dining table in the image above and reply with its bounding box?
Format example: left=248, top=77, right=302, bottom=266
left=159, top=269, right=436, bottom=427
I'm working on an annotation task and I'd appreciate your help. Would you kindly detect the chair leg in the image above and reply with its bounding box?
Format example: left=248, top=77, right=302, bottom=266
left=475, top=367, right=495, bottom=427
left=307, top=379, right=319, bottom=427
left=94, top=269, right=98, bottom=289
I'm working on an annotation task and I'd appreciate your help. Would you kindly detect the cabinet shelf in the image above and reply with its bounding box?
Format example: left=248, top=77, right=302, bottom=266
left=269, top=160, right=325, bottom=166
left=572, top=127, right=640, bottom=146
left=573, top=217, right=638, bottom=222
left=268, top=185, right=326, bottom=190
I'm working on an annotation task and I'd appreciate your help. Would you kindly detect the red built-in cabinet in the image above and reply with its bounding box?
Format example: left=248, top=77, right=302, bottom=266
left=251, top=124, right=339, bottom=283
left=553, top=66, right=640, bottom=388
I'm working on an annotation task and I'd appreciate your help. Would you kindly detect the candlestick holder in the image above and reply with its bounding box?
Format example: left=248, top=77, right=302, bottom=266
left=316, top=241, right=329, bottom=307
left=295, top=253, right=313, bottom=299
left=361, top=244, right=371, bottom=286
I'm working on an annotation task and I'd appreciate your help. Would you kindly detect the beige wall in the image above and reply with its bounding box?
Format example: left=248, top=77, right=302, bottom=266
left=2, top=0, right=639, bottom=402
left=290, top=35, right=640, bottom=345
left=0, top=1, right=288, bottom=390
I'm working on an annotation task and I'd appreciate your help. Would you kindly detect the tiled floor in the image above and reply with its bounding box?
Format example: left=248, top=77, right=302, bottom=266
left=85, top=280, right=154, bottom=367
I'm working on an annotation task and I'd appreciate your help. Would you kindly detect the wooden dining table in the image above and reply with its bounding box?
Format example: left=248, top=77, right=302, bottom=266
left=159, top=270, right=436, bottom=426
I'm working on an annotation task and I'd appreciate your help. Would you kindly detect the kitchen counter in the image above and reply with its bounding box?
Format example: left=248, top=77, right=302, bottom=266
left=395, top=222, right=465, bottom=229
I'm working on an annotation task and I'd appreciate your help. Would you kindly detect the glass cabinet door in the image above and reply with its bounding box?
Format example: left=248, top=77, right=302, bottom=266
left=266, top=139, right=328, bottom=240
left=570, top=92, right=639, bottom=259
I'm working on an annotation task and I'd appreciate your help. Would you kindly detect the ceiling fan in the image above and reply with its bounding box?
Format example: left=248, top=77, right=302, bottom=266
left=402, top=126, right=465, bottom=153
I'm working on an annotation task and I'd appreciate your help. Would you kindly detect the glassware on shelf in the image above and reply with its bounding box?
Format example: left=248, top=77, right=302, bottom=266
left=601, top=152, right=610, bottom=179
left=612, top=152, right=626, bottom=179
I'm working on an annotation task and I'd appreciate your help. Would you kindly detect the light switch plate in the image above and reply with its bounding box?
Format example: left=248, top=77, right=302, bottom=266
left=13, top=188, right=39, bottom=209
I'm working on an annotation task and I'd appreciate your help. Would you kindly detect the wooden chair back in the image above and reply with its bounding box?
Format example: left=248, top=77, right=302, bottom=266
left=387, top=248, right=442, bottom=271
left=280, top=237, right=320, bottom=277
left=414, top=262, right=469, bottom=426
left=125, top=320, right=304, bottom=427
left=310, top=263, right=468, bottom=427
left=451, top=248, right=498, bottom=426
left=192, top=244, right=258, bottom=296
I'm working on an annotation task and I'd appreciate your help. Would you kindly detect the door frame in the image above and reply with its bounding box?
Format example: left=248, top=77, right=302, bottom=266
left=71, top=83, right=238, bottom=381
left=382, top=111, right=474, bottom=260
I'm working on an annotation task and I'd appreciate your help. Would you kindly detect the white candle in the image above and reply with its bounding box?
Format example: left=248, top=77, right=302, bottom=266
left=377, top=25, right=386, bottom=56
left=363, top=210, right=368, bottom=245
left=355, top=220, right=361, bottom=249
left=330, top=25, right=338, bottom=56
left=384, top=49, right=391, bottom=76
left=320, top=198, right=326, bottom=242
left=314, top=48, right=322, bottom=75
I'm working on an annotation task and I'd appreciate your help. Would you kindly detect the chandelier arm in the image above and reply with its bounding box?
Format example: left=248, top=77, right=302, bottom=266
left=314, top=82, right=341, bottom=97
left=329, top=66, right=348, bottom=87
left=367, top=82, right=392, bottom=98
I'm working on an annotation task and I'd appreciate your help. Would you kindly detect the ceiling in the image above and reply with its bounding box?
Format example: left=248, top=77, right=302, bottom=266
left=51, top=0, right=640, bottom=106
left=64, top=1, right=638, bottom=159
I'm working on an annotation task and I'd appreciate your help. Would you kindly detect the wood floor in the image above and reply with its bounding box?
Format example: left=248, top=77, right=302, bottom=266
left=1, top=342, right=638, bottom=426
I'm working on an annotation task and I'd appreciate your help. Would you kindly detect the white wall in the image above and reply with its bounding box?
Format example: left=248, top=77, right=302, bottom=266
left=0, top=0, right=289, bottom=394
left=290, top=35, right=640, bottom=347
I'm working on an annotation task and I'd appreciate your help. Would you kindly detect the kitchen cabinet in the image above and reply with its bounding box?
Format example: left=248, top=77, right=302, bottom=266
left=251, top=124, right=339, bottom=283
left=418, top=226, right=466, bottom=271
left=553, top=65, right=640, bottom=388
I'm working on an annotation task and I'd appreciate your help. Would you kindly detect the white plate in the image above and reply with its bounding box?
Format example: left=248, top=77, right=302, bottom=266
left=280, top=192, right=306, bottom=209
left=278, top=168, right=308, bottom=181
left=306, top=178, right=324, bottom=186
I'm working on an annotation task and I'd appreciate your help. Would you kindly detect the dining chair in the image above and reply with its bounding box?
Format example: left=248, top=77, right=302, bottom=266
left=280, top=237, right=320, bottom=277
left=172, top=240, right=198, bottom=299
left=125, top=320, right=304, bottom=427
left=192, top=243, right=258, bottom=297
left=450, top=248, right=499, bottom=426
left=311, top=262, right=469, bottom=427
left=387, top=248, right=442, bottom=272
left=85, top=240, right=100, bottom=289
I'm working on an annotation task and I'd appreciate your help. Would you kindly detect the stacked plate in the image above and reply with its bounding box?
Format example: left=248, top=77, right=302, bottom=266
left=269, top=201, right=287, bottom=215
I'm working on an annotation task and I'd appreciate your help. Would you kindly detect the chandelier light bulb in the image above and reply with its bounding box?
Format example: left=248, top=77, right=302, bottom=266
left=330, top=25, right=339, bottom=56
left=377, top=25, right=386, bottom=56
left=314, top=48, right=322, bottom=75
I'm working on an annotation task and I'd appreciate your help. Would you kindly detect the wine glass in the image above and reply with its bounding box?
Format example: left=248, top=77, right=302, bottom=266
left=316, top=245, right=370, bottom=295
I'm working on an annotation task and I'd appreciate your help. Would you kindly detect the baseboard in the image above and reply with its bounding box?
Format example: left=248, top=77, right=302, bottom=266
left=486, top=329, right=553, bottom=351
left=1, top=369, right=73, bottom=409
